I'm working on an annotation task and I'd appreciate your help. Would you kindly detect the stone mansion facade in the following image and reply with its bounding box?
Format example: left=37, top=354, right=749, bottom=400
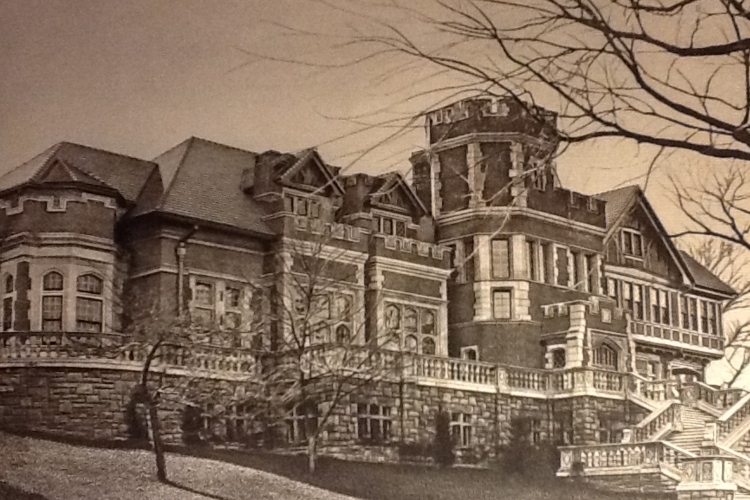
left=1, top=96, right=748, bottom=498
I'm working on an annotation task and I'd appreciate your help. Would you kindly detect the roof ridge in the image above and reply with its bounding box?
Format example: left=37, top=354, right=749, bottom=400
left=155, top=137, right=196, bottom=211
left=58, top=141, right=157, bottom=167
left=187, top=136, right=257, bottom=156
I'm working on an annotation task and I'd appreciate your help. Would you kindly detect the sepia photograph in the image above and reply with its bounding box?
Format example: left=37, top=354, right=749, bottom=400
left=1, top=1, right=750, bottom=498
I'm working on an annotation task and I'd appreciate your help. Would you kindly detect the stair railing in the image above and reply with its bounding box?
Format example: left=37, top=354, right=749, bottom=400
left=718, top=392, right=750, bottom=439
left=633, top=401, right=681, bottom=442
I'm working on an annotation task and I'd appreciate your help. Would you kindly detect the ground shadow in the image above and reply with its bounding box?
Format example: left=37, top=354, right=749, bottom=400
left=164, top=479, right=235, bottom=500
left=0, top=481, right=50, bottom=500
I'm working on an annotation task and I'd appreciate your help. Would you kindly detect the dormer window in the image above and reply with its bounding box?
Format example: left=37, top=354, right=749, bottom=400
left=621, top=229, right=643, bottom=258
left=285, top=195, right=320, bottom=218
left=373, top=216, right=406, bottom=237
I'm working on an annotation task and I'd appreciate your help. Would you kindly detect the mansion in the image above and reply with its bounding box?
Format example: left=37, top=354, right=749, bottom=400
left=0, top=96, right=747, bottom=498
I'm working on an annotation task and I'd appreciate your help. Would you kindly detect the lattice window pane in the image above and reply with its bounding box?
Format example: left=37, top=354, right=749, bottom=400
left=77, top=274, right=103, bottom=294
left=493, top=290, right=511, bottom=319
left=491, top=239, right=510, bottom=279
left=194, top=283, right=214, bottom=307
left=43, top=272, right=64, bottom=291
left=42, top=296, right=63, bottom=331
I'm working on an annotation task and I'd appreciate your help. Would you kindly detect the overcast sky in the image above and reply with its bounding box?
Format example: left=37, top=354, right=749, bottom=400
left=0, top=0, right=729, bottom=228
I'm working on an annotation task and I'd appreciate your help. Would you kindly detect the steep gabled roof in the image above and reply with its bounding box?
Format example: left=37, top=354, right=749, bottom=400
left=596, top=184, right=735, bottom=298
left=0, top=142, right=157, bottom=203
left=679, top=251, right=736, bottom=296
left=275, top=148, right=345, bottom=196
left=368, top=171, right=427, bottom=215
left=141, top=137, right=273, bottom=236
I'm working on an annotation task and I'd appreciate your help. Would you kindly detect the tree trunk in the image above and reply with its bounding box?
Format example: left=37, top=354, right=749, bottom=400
left=146, top=395, right=167, bottom=482
left=307, top=435, right=317, bottom=474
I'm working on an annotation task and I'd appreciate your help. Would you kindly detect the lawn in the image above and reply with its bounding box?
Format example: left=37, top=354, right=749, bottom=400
left=0, top=432, right=673, bottom=500
left=0, top=433, right=354, bottom=500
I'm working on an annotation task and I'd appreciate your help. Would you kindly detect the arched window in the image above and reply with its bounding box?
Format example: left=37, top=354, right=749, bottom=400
left=43, top=272, right=63, bottom=291
left=335, top=324, right=351, bottom=343
left=76, top=274, right=103, bottom=333
left=404, top=335, right=418, bottom=352
left=422, top=337, right=436, bottom=356
left=593, top=344, right=619, bottom=370
left=421, top=311, right=435, bottom=335
left=77, top=274, right=102, bottom=294
left=404, top=308, right=418, bottom=332
left=41, top=271, right=64, bottom=331
left=385, top=304, right=400, bottom=330
left=334, top=295, right=352, bottom=322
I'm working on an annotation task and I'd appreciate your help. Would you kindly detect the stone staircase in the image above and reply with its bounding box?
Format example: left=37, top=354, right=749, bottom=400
left=663, top=407, right=714, bottom=453
left=558, top=379, right=750, bottom=497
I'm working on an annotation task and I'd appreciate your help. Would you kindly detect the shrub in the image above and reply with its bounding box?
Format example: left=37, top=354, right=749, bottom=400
left=433, top=410, right=454, bottom=467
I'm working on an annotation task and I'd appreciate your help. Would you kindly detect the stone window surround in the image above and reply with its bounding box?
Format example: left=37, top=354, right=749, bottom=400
left=356, top=403, right=392, bottom=443
left=188, top=275, right=256, bottom=334
left=383, top=300, right=440, bottom=355
left=492, top=288, right=513, bottom=319
left=2, top=272, right=14, bottom=331
left=460, top=345, right=479, bottom=361
left=450, top=412, right=472, bottom=448
left=34, top=266, right=110, bottom=333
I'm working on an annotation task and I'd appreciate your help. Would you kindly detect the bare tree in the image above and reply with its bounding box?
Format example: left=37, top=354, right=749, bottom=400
left=251, top=231, right=402, bottom=473
left=680, top=237, right=750, bottom=387
left=255, top=0, right=750, bottom=166
left=116, top=296, right=259, bottom=483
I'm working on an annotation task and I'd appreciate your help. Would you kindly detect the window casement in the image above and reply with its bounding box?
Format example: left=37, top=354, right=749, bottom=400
left=593, top=343, right=619, bottom=370
left=224, top=404, right=250, bottom=444
left=530, top=418, right=544, bottom=444
left=461, top=345, right=479, bottom=361
left=551, top=349, right=566, bottom=369
left=373, top=215, right=406, bottom=237
left=586, top=255, right=597, bottom=293
left=708, top=302, right=720, bottom=336
left=701, top=300, right=710, bottom=334
left=689, top=297, right=698, bottom=331
left=223, top=286, right=243, bottom=331
left=286, top=403, right=318, bottom=445
left=492, top=289, right=512, bottom=320
left=2, top=273, right=14, bottom=332
left=193, top=281, right=215, bottom=325
left=621, top=229, right=643, bottom=258
left=527, top=240, right=538, bottom=282
left=76, top=274, right=103, bottom=332
left=540, top=243, right=552, bottom=284
left=357, top=404, right=392, bottom=443
left=491, top=239, right=511, bottom=279
left=450, top=413, right=472, bottom=447
left=633, top=284, right=643, bottom=320
left=41, top=271, right=64, bottom=332
left=607, top=278, right=619, bottom=307
left=385, top=302, right=439, bottom=354
left=532, top=169, right=547, bottom=191
left=555, top=247, right=569, bottom=287
left=285, top=194, right=320, bottom=218
left=622, top=282, right=633, bottom=314
left=651, top=288, right=671, bottom=325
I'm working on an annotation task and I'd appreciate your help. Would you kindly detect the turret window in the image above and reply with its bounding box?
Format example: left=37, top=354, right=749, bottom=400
left=2, top=274, right=13, bottom=331
left=76, top=274, right=103, bottom=333
left=593, top=343, right=619, bottom=370
left=41, top=271, right=64, bottom=332
left=491, top=239, right=510, bottom=279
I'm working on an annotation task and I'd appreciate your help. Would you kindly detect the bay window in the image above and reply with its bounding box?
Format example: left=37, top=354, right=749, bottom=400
left=76, top=274, right=103, bottom=332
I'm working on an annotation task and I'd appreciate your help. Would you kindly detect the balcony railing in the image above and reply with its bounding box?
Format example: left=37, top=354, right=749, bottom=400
left=559, top=441, right=692, bottom=475
left=1, top=332, right=257, bottom=377
left=630, top=320, right=724, bottom=351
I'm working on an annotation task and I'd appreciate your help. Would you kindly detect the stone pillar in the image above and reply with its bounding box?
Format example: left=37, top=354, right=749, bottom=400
left=572, top=396, right=600, bottom=445
left=510, top=234, right=527, bottom=279
left=677, top=456, right=737, bottom=500
left=565, top=302, right=588, bottom=368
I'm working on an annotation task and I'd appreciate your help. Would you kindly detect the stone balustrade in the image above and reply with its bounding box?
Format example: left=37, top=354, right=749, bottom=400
left=718, top=393, right=750, bottom=437
left=1, top=332, right=257, bottom=378
left=413, top=354, right=496, bottom=386
left=633, top=401, right=680, bottom=442
left=559, top=441, right=690, bottom=475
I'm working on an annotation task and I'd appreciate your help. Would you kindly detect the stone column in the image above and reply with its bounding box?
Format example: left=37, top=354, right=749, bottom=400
left=565, top=302, right=588, bottom=368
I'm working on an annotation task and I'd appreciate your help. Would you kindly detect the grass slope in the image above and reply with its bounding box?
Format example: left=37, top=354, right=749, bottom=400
left=1, top=433, right=673, bottom=500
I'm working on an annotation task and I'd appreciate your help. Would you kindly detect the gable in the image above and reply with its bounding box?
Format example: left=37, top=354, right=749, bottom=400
left=277, top=150, right=344, bottom=196
left=369, top=174, right=427, bottom=216
left=605, top=193, right=689, bottom=284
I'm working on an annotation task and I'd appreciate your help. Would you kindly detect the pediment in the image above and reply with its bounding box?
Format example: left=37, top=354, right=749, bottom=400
left=276, top=149, right=344, bottom=196
left=369, top=173, right=427, bottom=216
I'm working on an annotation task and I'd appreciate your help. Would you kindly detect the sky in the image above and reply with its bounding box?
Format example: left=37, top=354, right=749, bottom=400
left=0, top=0, right=735, bottom=228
